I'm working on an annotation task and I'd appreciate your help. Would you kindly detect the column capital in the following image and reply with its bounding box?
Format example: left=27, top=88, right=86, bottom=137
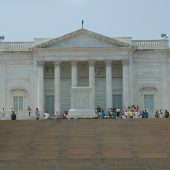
left=53, top=60, right=61, bottom=66
left=37, top=60, right=44, bottom=66
left=105, top=59, right=112, bottom=66
left=71, top=60, right=78, bottom=66
left=88, top=60, right=96, bottom=66
left=122, top=59, right=129, bottom=66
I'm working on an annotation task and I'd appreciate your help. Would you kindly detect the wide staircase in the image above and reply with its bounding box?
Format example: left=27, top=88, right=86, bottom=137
left=0, top=119, right=169, bottom=170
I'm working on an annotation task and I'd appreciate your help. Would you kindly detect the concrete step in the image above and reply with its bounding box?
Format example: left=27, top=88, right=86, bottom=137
left=0, top=119, right=169, bottom=170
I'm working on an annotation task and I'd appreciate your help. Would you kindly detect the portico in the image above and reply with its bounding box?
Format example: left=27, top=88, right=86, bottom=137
left=32, top=29, right=132, bottom=117
left=36, top=57, right=129, bottom=118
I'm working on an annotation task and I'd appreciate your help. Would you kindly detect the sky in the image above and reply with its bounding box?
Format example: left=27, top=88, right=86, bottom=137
left=0, top=0, right=170, bottom=41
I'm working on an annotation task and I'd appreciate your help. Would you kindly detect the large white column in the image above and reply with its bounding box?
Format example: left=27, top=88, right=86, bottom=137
left=105, top=60, right=112, bottom=109
left=0, top=61, right=6, bottom=110
left=71, top=60, right=78, bottom=87
left=122, top=60, right=129, bottom=108
left=0, top=60, right=6, bottom=111
left=160, top=60, right=168, bottom=109
left=129, top=55, right=134, bottom=105
left=54, top=60, right=61, bottom=113
left=89, top=60, right=95, bottom=110
left=70, top=60, right=78, bottom=108
left=37, top=60, right=44, bottom=113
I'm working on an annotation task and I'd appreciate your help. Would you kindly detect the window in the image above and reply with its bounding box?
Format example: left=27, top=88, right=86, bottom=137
left=144, top=94, right=154, bottom=110
left=113, top=94, right=122, bottom=109
left=13, top=96, right=23, bottom=112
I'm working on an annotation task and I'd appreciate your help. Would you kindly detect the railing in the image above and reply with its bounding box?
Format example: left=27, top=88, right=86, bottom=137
left=132, top=39, right=169, bottom=49
left=0, top=42, right=34, bottom=51
left=0, top=40, right=169, bottom=50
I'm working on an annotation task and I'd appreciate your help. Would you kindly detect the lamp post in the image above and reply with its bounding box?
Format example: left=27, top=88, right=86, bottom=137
left=0, top=36, right=5, bottom=42
left=161, top=33, right=168, bottom=39
left=82, top=20, right=84, bottom=29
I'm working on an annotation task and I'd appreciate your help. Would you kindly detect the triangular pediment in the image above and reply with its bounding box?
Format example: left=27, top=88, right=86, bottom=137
left=34, top=29, right=130, bottom=48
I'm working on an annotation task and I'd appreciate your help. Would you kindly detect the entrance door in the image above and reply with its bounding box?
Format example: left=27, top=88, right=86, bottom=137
left=112, top=94, right=122, bottom=110
left=45, top=95, right=54, bottom=116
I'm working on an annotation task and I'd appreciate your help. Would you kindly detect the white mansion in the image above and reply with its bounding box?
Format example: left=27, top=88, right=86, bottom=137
left=0, top=29, right=170, bottom=119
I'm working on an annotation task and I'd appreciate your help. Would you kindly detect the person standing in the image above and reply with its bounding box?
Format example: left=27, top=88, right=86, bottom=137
left=159, top=110, right=163, bottom=118
left=116, top=108, right=120, bottom=118
left=134, top=110, right=139, bottom=118
left=27, top=106, right=32, bottom=117
left=155, top=110, right=159, bottom=118
left=165, top=110, right=169, bottom=118
left=96, top=106, right=101, bottom=118
left=1, top=108, right=5, bottom=118
left=35, top=108, right=40, bottom=120
left=11, top=111, right=16, bottom=120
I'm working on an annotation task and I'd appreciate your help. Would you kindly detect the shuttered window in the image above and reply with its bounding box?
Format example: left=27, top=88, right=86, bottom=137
left=13, top=96, right=23, bottom=112
left=144, top=94, right=154, bottom=110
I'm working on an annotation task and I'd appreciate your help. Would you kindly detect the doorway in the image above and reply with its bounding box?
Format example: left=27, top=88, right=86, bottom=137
left=45, top=95, right=54, bottom=116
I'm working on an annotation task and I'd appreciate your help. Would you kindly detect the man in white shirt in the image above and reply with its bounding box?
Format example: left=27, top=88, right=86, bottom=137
left=44, top=112, right=50, bottom=119
left=1, top=108, right=5, bottom=118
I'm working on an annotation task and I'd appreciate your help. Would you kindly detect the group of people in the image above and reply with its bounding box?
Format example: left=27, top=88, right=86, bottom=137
left=9, top=107, right=45, bottom=120
left=96, top=105, right=141, bottom=119
left=28, top=107, right=51, bottom=120
left=96, top=105, right=170, bottom=119
left=155, top=109, right=169, bottom=118
left=30, top=107, right=69, bottom=120
left=122, top=105, right=148, bottom=119
left=1, top=104, right=169, bottom=120
left=35, top=107, right=52, bottom=120
left=96, top=106, right=120, bottom=119
left=19, top=106, right=69, bottom=120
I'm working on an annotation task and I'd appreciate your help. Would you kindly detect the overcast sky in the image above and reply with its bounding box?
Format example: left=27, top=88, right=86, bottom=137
left=1, top=0, right=170, bottom=41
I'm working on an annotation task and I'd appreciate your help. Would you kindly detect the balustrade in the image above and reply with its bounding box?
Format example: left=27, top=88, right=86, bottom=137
left=0, top=42, right=33, bottom=50
left=132, top=40, right=169, bottom=49
left=0, top=39, right=169, bottom=51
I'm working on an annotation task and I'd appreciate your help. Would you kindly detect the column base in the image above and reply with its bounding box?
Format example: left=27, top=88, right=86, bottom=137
left=68, top=109, right=97, bottom=118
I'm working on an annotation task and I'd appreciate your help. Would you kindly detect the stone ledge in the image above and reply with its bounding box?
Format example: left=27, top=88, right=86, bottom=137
left=68, top=109, right=97, bottom=118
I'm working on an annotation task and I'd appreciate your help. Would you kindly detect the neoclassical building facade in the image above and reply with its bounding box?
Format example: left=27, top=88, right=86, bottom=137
left=0, top=29, right=169, bottom=118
